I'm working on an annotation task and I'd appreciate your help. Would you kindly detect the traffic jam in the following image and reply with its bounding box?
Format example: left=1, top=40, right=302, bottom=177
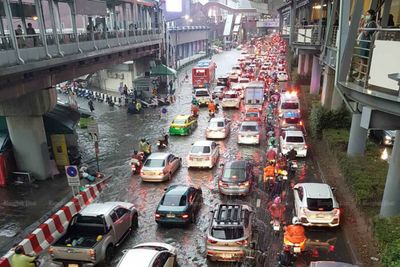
left=42, top=34, right=353, bottom=267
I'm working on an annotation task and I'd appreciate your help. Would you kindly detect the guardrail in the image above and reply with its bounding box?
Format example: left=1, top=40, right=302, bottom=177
left=293, top=25, right=325, bottom=45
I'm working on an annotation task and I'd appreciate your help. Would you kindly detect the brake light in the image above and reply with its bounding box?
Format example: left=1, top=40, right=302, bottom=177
left=181, top=214, right=189, bottom=219
left=155, top=213, right=161, bottom=219
left=299, top=121, right=303, bottom=126
left=218, top=180, right=228, bottom=187
left=329, top=245, right=335, bottom=252
left=333, top=208, right=340, bottom=216
left=206, top=156, right=211, bottom=160
left=304, top=144, right=308, bottom=149
left=88, top=249, right=96, bottom=260
left=189, top=156, right=193, bottom=160
left=256, top=134, right=260, bottom=139
left=240, top=181, right=250, bottom=187
left=236, top=239, right=248, bottom=246
left=208, top=238, right=218, bottom=244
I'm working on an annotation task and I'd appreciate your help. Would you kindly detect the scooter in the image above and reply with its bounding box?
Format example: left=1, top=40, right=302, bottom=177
left=271, top=218, right=281, bottom=232
left=157, top=134, right=169, bottom=150
left=130, top=153, right=144, bottom=174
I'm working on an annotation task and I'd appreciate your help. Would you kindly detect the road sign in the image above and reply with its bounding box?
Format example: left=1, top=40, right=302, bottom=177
left=65, top=165, right=80, bottom=186
left=87, top=121, right=99, bottom=141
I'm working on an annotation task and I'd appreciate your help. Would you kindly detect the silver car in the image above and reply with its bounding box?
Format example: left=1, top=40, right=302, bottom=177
left=206, top=117, right=231, bottom=139
left=140, top=153, right=181, bottom=182
left=238, top=121, right=260, bottom=145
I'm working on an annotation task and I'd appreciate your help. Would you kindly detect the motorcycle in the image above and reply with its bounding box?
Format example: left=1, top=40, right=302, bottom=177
left=277, top=250, right=294, bottom=267
left=157, top=134, right=169, bottom=149
left=130, top=153, right=144, bottom=174
left=288, top=160, right=298, bottom=172
left=271, top=218, right=281, bottom=232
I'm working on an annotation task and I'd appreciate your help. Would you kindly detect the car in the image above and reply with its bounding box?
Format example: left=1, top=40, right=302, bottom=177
left=280, top=130, right=307, bottom=157
left=229, top=72, right=239, bottom=83
left=293, top=183, right=340, bottom=227
left=369, top=129, right=396, bottom=146
left=239, top=77, right=250, bottom=85
left=217, top=75, right=229, bottom=86
left=309, top=261, right=358, bottom=267
left=155, top=185, right=203, bottom=225
left=279, top=91, right=300, bottom=117
left=194, top=88, right=212, bottom=106
left=212, top=85, right=226, bottom=99
left=206, top=117, right=231, bottom=139
left=206, top=204, right=253, bottom=262
left=244, top=108, right=262, bottom=122
left=140, top=153, right=181, bottom=182
left=169, top=115, right=198, bottom=136
left=188, top=140, right=220, bottom=169
left=218, top=160, right=253, bottom=196
left=116, top=242, right=177, bottom=267
left=277, top=71, right=289, bottom=81
left=238, top=121, right=260, bottom=145
left=280, top=111, right=303, bottom=129
left=221, top=90, right=240, bottom=109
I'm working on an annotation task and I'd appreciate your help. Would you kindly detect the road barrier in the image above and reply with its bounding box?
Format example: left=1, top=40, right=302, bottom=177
left=0, top=178, right=109, bottom=267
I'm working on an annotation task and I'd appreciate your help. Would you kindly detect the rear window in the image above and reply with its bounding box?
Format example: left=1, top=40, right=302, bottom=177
left=76, top=216, right=103, bottom=225
left=222, top=168, right=246, bottom=182
left=285, top=118, right=300, bottom=124
left=224, top=93, right=237, bottom=99
left=195, top=69, right=205, bottom=76
left=211, top=227, right=244, bottom=240
left=246, top=112, right=259, bottom=118
left=161, top=194, right=187, bottom=206
left=307, top=198, right=333, bottom=211
left=172, top=118, right=187, bottom=125
left=195, top=90, right=209, bottom=96
left=144, top=159, right=165, bottom=167
left=282, top=102, right=299, bottom=109
left=241, top=125, right=258, bottom=132
left=191, top=146, right=211, bottom=153
left=210, top=121, right=224, bottom=128
left=286, top=136, right=304, bottom=143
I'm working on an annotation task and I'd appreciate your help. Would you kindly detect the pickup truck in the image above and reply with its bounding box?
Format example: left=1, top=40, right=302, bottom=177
left=49, top=202, right=138, bottom=267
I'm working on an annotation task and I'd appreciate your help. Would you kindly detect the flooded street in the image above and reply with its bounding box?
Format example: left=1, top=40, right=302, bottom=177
left=46, top=49, right=354, bottom=266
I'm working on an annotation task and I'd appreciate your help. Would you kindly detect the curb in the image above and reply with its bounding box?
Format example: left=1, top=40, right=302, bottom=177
left=0, top=179, right=109, bottom=267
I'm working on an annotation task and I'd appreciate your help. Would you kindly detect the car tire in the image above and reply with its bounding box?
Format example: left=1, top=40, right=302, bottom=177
left=131, top=213, right=139, bottom=230
left=105, top=245, right=114, bottom=265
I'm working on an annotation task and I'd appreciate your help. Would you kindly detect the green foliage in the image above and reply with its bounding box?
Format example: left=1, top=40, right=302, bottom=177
left=309, top=104, right=351, bottom=138
left=373, top=217, right=400, bottom=266
left=212, top=39, right=223, bottom=47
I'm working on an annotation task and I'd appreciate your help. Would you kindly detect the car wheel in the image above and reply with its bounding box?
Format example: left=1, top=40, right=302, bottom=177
left=105, top=245, right=114, bottom=265
left=131, top=213, right=139, bottom=230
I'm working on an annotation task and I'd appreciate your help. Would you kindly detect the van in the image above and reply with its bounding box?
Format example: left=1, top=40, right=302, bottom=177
left=279, top=92, right=300, bottom=117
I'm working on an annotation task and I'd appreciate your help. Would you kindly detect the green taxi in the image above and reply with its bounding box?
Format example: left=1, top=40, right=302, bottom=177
left=169, top=115, right=198, bottom=136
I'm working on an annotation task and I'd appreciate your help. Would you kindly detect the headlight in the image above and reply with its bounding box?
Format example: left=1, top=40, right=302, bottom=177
left=385, top=136, right=391, bottom=140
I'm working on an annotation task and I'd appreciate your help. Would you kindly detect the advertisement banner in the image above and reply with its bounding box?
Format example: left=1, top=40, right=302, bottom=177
left=51, top=135, right=70, bottom=167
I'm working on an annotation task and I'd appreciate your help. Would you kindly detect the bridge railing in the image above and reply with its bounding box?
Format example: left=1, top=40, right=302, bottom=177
left=348, top=28, right=400, bottom=96
left=293, top=25, right=326, bottom=45
left=0, top=28, right=162, bottom=67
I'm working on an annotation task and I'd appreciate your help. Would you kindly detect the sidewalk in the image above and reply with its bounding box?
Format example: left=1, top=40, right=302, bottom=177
left=0, top=175, right=71, bottom=254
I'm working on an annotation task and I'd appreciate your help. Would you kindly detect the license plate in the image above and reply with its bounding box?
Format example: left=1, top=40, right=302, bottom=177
left=166, top=214, right=175, bottom=218
left=68, top=264, right=79, bottom=267
left=316, top=214, right=325, bottom=218
left=273, top=224, right=280, bottom=231
left=222, top=253, right=233, bottom=258
left=293, top=247, right=301, bottom=253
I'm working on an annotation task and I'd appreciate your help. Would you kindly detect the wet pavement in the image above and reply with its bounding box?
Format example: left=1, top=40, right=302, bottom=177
left=42, top=49, right=354, bottom=266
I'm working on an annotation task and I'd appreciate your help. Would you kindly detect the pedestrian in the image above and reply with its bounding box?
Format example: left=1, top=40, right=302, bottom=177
left=15, top=24, right=23, bottom=48
left=123, top=84, right=128, bottom=96
left=357, top=9, right=377, bottom=79
left=168, top=80, right=173, bottom=94
left=26, top=23, right=37, bottom=46
left=11, top=245, right=37, bottom=267
left=118, top=83, right=123, bottom=95
left=88, top=99, right=95, bottom=112
left=133, top=88, right=138, bottom=100
left=15, top=24, right=22, bottom=36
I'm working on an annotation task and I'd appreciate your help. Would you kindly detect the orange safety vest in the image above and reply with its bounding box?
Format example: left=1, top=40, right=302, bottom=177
left=284, top=225, right=306, bottom=244
left=264, top=165, right=275, bottom=177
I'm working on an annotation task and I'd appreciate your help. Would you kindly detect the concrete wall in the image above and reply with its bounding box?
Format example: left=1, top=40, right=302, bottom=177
left=169, top=30, right=209, bottom=46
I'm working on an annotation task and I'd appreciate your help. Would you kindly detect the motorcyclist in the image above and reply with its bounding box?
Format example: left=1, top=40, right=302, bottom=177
left=191, top=97, right=199, bottom=106
left=139, top=138, right=151, bottom=159
left=158, top=134, right=169, bottom=148
left=268, top=135, right=277, bottom=147
left=287, top=148, right=297, bottom=161
left=268, top=196, right=286, bottom=224
left=277, top=245, right=293, bottom=267
left=11, top=245, right=37, bottom=267
left=263, top=162, right=276, bottom=180
left=208, top=100, right=216, bottom=114
left=283, top=217, right=307, bottom=251
left=266, top=148, right=277, bottom=164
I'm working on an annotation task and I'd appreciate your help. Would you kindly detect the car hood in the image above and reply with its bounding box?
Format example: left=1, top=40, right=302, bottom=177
left=385, top=130, right=396, bottom=138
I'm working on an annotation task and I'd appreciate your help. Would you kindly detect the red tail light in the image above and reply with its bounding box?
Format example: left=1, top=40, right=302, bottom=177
left=236, top=239, right=248, bottom=246
left=155, top=213, right=161, bottom=219
left=304, top=144, right=308, bottom=149
left=181, top=214, right=189, bottom=219
left=207, top=238, right=217, bottom=244
left=329, top=245, right=335, bottom=252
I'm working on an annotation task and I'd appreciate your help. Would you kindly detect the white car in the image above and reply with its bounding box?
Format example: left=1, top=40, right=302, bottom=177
left=140, top=153, right=181, bottom=182
left=221, top=90, right=240, bottom=108
left=277, top=71, right=289, bottom=82
left=293, top=183, right=340, bottom=227
left=194, top=88, right=211, bottom=106
left=238, top=121, right=260, bottom=145
left=206, top=117, right=230, bottom=139
left=188, top=140, right=220, bottom=169
left=280, top=130, right=307, bottom=157
left=116, top=242, right=177, bottom=267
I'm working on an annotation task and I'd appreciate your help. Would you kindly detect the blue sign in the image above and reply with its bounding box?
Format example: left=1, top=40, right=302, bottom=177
left=66, top=166, right=78, bottom=177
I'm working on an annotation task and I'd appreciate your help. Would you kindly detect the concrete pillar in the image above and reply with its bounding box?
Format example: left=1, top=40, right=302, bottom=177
left=310, top=55, right=321, bottom=94
left=320, top=67, right=335, bottom=108
left=380, top=130, right=400, bottom=217
left=303, top=54, right=312, bottom=76
left=0, top=89, right=57, bottom=180
left=347, top=113, right=368, bottom=156
left=297, top=54, right=305, bottom=75
left=331, top=85, right=344, bottom=110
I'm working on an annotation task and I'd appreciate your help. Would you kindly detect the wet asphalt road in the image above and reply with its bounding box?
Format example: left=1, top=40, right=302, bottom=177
left=45, top=49, right=354, bottom=266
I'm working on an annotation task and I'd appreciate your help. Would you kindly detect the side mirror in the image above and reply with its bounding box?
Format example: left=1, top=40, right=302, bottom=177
left=331, top=187, right=337, bottom=192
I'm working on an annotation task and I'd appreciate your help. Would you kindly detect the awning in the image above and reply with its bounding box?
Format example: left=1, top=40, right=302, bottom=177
left=150, top=64, right=177, bottom=77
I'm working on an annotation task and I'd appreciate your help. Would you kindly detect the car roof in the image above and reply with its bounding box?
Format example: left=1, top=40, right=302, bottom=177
left=195, top=88, right=208, bottom=92
left=309, top=261, right=358, bottom=267
left=241, top=121, right=259, bottom=126
left=80, top=202, right=129, bottom=216
left=210, top=117, right=225, bottom=123
left=173, top=115, right=190, bottom=120
left=147, top=153, right=170, bottom=160
left=193, top=140, right=213, bottom=146
left=285, top=130, right=304, bottom=136
left=298, top=183, right=333, bottom=199
left=225, top=160, right=247, bottom=169
left=167, top=185, right=190, bottom=195
left=225, top=90, right=237, bottom=94
left=117, top=248, right=158, bottom=267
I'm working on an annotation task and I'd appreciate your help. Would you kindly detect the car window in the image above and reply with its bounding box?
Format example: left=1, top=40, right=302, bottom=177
left=115, top=208, right=129, bottom=218
left=225, top=93, right=237, bottom=99
left=191, top=146, right=211, bottom=153
left=152, top=252, right=170, bottom=267
left=222, top=167, right=246, bottom=182
left=195, top=90, right=209, bottom=96
left=286, top=136, right=304, bottom=143
left=144, top=159, right=165, bottom=167
left=297, top=187, right=304, bottom=201
left=209, top=121, right=224, bottom=128
left=240, top=125, right=258, bottom=132
left=172, top=118, right=186, bottom=125
left=307, top=198, right=334, bottom=211
left=281, top=102, right=299, bottom=109
left=161, top=194, right=187, bottom=206
left=110, top=211, right=118, bottom=222
left=211, top=227, right=244, bottom=240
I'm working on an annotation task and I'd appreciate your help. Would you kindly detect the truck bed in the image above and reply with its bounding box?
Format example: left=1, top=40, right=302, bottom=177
left=53, top=223, right=105, bottom=248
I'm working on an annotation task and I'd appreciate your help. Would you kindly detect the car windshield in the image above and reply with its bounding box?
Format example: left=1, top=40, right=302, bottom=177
left=211, top=227, right=244, bottom=240
left=307, top=198, right=334, bottom=211
left=286, top=136, right=304, bottom=143
left=172, top=118, right=187, bottom=125
left=195, top=91, right=209, bottom=96
left=282, top=102, right=299, bottom=109
left=209, top=121, right=224, bottom=128
left=241, top=125, right=258, bottom=132
left=144, top=159, right=165, bottom=167
left=161, top=194, right=187, bottom=206
left=191, top=146, right=211, bottom=153
left=246, top=112, right=258, bottom=118
left=222, top=167, right=246, bottom=182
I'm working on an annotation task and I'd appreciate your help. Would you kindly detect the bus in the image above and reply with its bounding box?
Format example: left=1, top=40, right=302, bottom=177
left=192, top=59, right=216, bottom=89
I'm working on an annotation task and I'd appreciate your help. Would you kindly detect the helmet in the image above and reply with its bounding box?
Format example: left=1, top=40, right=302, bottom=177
left=283, top=245, right=291, bottom=252
left=292, top=217, right=301, bottom=225
left=274, top=196, right=281, bottom=204
left=14, top=245, right=24, bottom=254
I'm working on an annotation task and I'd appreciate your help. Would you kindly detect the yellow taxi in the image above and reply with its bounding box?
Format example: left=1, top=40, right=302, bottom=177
left=169, top=115, right=198, bottom=136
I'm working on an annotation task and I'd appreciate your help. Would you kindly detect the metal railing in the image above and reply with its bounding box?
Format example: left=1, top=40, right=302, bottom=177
left=348, top=28, right=400, bottom=94
left=294, top=25, right=326, bottom=45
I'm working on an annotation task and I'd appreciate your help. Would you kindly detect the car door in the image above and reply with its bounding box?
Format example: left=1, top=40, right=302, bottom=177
left=114, top=207, right=131, bottom=238
left=168, top=154, right=178, bottom=174
left=211, top=142, right=218, bottom=163
left=109, top=210, right=124, bottom=241
left=294, top=186, right=304, bottom=216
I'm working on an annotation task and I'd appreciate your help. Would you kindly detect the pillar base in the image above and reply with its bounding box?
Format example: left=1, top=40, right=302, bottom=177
left=347, top=113, right=368, bottom=156
left=310, top=55, right=321, bottom=94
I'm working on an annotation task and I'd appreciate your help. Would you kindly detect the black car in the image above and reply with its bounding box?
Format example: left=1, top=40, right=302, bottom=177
left=369, top=130, right=395, bottom=146
left=217, top=75, right=229, bottom=86
left=155, top=185, right=202, bottom=225
left=218, top=160, right=254, bottom=196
